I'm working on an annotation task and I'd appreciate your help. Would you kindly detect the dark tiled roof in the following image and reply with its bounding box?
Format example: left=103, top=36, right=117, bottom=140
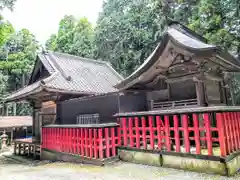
left=5, top=52, right=123, bottom=102
left=0, top=116, right=32, bottom=129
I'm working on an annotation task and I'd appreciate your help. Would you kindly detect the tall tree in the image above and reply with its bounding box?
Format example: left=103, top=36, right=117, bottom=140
left=0, top=28, right=39, bottom=115
left=0, top=17, right=14, bottom=46
left=70, top=17, right=94, bottom=57
left=94, top=0, right=169, bottom=76
left=0, top=0, right=16, bottom=11
left=45, top=16, right=94, bottom=58
left=1, top=28, right=39, bottom=92
left=56, top=15, right=75, bottom=53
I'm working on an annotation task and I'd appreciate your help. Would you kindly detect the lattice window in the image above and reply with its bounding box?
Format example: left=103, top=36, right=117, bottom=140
left=76, top=113, right=100, bottom=124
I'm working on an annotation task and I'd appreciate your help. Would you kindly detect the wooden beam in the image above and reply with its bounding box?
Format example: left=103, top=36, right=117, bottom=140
left=166, top=73, right=196, bottom=83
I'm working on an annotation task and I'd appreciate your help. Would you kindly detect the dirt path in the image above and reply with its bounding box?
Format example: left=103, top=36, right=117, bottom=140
left=0, top=153, right=240, bottom=180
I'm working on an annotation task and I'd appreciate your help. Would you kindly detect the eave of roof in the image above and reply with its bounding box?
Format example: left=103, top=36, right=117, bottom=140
left=0, top=116, right=32, bottom=129
left=4, top=73, right=94, bottom=102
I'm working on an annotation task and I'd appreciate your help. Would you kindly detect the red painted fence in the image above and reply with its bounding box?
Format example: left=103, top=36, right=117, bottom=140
left=116, top=109, right=240, bottom=157
left=42, top=123, right=120, bottom=160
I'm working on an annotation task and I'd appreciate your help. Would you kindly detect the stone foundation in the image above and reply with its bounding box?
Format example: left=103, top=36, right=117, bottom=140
left=118, top=148, right=240, bottom=176
left=41, top=148, right=118, bottom=166
left=162, top=154, right=226, bottom=176
left=119, top=149, right=161, bottom=167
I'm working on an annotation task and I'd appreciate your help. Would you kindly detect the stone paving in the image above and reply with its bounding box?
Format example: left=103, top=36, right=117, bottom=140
left=0, top=153, right=240, bottom=180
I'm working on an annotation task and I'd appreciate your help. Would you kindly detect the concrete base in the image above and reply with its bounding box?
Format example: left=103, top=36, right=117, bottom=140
left=41, top=148, right=118, bottom=166
left=119, top=148, right=240, bottom=176
left=119, top=149, right=161, bottom=167
left=162, top=154, right=226, bottom=176
left=226, top=154, right=240, bottom=176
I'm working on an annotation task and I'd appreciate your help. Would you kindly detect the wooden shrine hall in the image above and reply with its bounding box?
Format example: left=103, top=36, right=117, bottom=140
left=4, top=51, right=123, bottom=146
left=115, top=21, right=240, bottom=110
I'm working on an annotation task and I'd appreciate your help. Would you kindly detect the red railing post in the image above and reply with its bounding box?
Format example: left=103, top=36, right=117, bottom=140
left=93, top=128, right=98, bottom=159
left=70, top=128, right=73, bottom=153
left=149, top=116, right=155, bottom=150
left=105, top=128, right=110, bottom=158
left=49, top=128, right=52, bottom=150
left=73, top=128, right=78, bottom=154
left=203, top=113, right=212, bottom=156
left=118, top=125, right=121, bottom=146
left=98, top=128, right=103, bottom=160
left=226, top=112, right=234, bottom=153
left=128, top=117, right=134, bottom=148
left=230, top=112, right=237, bottom=151
left=164, top=115, right=171, bottom=152
left=233, top=112, right=240, bottom=151
left=223, top=113, right=230, bottom=154
left=141, top=117, right=147, bottom=149
left=182, top=114, right=190, bottom=153
left=77, top=128, right=80, bottom=154
left=89, top=129, right=93, bottom=159
left=234, top=112, right=239, bottom=151
left=111, top=127, right=116, bottom=156
left=122, top=117, right=127, bottom=146
left=66, top=128, right=70, bottom=152
left=234, top=112, right=239, bottom=150
left=54, top=128, right=57, bottom=151
left=84, top=128, right=89, bottom=157
left=156, top=116, right=162, bottom=150
left=81, top=128, right=84, bottom=156
left=173, top=115, right=180, bottom=153
left=216, top=112, right=227, bottom=157
left=193, top=114, right=201, bottom=154
left=135, top=117, right=140, bottom=148
left=237, top=112, right=240, bottom=150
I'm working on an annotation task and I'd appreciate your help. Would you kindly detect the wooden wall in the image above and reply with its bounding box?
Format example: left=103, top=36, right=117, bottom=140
left=41, top=101, right=56, bottom=125
left=57, top=93, right=119, bottom=124
left=56, top=92, right=148, bottom=125
left=119, top=92, right=147, bottom=112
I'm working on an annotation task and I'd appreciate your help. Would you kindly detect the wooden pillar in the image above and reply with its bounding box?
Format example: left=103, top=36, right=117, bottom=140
left=25, top=127, right=28, bottom=138
left=193, top=76, right=206, bottom=106
left=13, top=102, right=16, bottom=116
left=39, top=114, right=43, bottom=144
left=193, top=76, right=207, bottom=146
left=11, top=129, right=13, bottom=143
left=32, top=109, right=35, bottom=139
left=229, top=80, right=235, bottom=105
left=6, top=103, right=9, bottom=116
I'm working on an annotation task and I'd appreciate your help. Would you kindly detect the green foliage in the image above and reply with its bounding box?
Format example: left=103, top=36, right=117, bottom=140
left=0, top=15, right=39, bottom=115
left=94, top=0, right=167, bottom=76
left=0, top=19, right=14, bottom=46
left=45, top=16, right=94, bottom=58
left=0, top=0, right=16, bottom=11
left=0, top=72, right=8, bottom=96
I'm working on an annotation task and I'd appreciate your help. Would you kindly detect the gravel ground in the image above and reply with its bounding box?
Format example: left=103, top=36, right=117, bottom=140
left=0, top=154, right=240, bottom=180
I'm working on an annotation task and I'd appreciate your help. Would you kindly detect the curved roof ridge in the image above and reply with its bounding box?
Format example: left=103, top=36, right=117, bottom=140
left=167, top=20, right=208, bottom=43
left=51, top=51, right=110, bottom=66
left=167, top=28, right=216, bottom=50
